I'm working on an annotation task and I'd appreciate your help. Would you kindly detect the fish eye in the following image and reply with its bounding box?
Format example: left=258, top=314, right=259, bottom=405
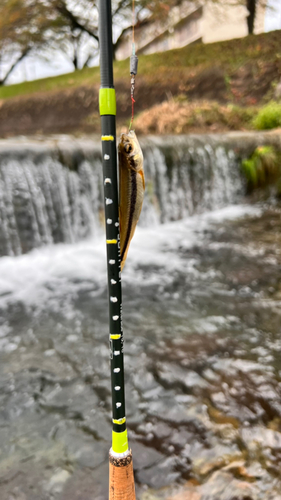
left=125, top=144, right=133, bottom=154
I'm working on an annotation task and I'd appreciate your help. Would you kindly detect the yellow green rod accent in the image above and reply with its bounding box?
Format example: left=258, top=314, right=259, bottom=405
left=112, top=417, right=126, bottom=425
left=112, top=429, right=129, bottom=454
left=99, top=88, right=116, bottom=116
left=101, top=135, right=115, bottom=141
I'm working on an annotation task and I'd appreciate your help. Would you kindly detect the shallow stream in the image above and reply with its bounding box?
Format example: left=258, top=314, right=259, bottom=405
left=0, top=201, right=281, bottom=500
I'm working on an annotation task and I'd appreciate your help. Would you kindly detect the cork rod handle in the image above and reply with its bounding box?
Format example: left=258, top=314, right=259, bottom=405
left=109, top=450, right=136, bottom=500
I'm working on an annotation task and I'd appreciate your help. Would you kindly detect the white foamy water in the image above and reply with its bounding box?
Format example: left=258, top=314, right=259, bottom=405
left=0, top=205, right=261, bottom=312
left=0, top=135, right=248, bottom=257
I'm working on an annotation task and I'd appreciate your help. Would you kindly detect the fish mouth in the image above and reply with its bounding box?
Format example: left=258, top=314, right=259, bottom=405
left=119, top=131, right=136, bottom=153
left=120, top=130, right=136, bottom=143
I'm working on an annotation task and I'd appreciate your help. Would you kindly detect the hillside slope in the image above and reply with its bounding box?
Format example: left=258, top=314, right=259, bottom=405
left=0, top=30, right=280, bottom=137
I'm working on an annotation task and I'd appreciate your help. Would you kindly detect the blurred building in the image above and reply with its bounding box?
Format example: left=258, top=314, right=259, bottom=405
left=115, top=1, right=268, bottom=60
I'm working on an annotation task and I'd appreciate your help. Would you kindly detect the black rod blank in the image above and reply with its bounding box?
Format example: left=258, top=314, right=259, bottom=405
left=98, top=0, right=128, bottom=454
left=99, top=0, right=114, bottom=88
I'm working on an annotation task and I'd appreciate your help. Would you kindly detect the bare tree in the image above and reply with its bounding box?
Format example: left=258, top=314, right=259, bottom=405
left=200, top=0, right=268, bottom=35
left=0, top=0, right=270, bottom=85
left=246, top=0, right=257, bottom=33
left=0, top=0, right=68, bottom=85
left=0, top=0, right=142, bottom=83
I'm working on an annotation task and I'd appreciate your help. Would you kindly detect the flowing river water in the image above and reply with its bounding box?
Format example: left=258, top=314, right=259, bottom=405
left=0, top=133, right=281, bottom=500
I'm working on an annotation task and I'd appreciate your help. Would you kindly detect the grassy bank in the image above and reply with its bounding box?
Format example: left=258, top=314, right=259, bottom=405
left=0, top=30, right=280, bottom=137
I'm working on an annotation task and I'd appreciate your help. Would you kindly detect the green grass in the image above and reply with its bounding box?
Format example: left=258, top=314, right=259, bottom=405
left=242, top=145, right=281, bottom=189
left=0, top=30, right=280, bottom=101
left=0, top=66, right=101, bottom=100
left=253, top=101, right=281, bottom=130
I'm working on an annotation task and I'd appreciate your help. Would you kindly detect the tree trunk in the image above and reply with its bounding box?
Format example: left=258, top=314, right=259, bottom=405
left=73, top=52, right=78, bottom=69
left=0, top=48, right=30, bottom=86
left=246, top=0, right=257, bottom=34
left=55, top=1, right=99, bottom=42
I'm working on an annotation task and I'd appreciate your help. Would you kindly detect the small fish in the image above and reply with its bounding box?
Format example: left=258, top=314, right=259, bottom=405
left=118, top=130, right=145, bottom=271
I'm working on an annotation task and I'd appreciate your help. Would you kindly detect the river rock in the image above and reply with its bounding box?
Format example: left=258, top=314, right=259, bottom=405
left=199, top=470, right=258, bottom=500
left=131, top=441, right=164, bottom=471
left=7, top=487, right=27, bottom=500
left=168, top=491, right=200, bottom=500
left=44, top=468, right=71, bottom=494
left=241, top=426, right=281, bottom=452
left=191, top=442, right=242, bottom=477
left=137, top=456, right=182, bottom=489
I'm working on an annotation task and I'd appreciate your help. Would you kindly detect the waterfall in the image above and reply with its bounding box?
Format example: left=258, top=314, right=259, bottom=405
left=140, top=138, right=243, bottom=226
left=0, top=131, right=274, bottom=257
left=0, top=150, right=104, bottom=256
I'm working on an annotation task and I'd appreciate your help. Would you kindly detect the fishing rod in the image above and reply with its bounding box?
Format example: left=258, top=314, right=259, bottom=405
left=98, top=1, right=136, bottom=498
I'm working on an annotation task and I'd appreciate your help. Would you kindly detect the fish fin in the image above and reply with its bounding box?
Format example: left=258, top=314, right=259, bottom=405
left=139, top=169, right=145, bottom=190
left=120, top=224, right=137, bottom=272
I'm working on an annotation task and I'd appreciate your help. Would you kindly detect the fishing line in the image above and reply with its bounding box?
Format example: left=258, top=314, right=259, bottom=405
left=132, top=0, right=135, bottom=46
left=129, top=0, right=138, bottom=131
